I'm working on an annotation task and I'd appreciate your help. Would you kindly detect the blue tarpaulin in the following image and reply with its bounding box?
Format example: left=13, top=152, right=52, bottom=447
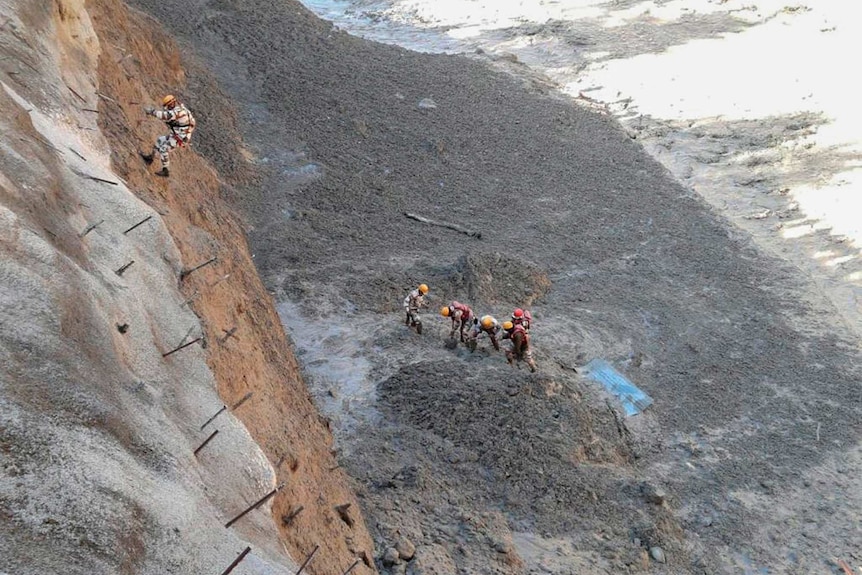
left=581, top=359, right=652, bottom=416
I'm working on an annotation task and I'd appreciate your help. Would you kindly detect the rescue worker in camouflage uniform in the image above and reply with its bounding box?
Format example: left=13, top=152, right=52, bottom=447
left=501, top=320, right=537, bottom=372
left=465, top=315, right=501, bottom=351
left=403, top=283, right=429, bottom=334
left=141, top=94, right=196, bottom=177
left=511, top=308, right=533, bottom=332
left=440, top=301, right=473, bottom=342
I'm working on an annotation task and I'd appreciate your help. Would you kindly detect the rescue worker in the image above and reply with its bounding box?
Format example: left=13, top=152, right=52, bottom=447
left=466, top=315, right=501, bottom=351
left=141, top=94, right=196, bottom=177
left=440, top=301, right=473, bottom=342
left=501, top=320, right=536, bottom=372
left=511, top=308, right=533, bottom=331
left=403, top=283, right=429, bottom=334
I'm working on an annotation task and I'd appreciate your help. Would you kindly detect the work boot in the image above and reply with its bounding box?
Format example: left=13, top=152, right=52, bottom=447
left=140, top=152, right=154, bottom=165
left=156, top=167, right=170, bottom=178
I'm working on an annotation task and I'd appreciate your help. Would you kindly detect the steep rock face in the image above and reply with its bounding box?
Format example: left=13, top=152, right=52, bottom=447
left=0, top=0, right=376, bottom=573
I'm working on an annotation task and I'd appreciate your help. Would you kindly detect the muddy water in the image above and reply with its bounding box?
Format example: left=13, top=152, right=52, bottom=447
left=276, top=302, right=381, bottom=435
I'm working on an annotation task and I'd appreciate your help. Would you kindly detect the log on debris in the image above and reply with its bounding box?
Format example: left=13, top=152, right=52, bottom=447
left=404, top=212, right=481, bottom=239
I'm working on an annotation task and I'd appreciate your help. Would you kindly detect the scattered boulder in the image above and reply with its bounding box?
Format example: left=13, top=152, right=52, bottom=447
left=417, top=98, right=437, bottom=110
left=396, top=538, right=416, bottom=561
left=640, top=482, right=667, bottom=506
left=650, top=546, right=666, bottom=563
left=383, top=547, right=401, bottom=567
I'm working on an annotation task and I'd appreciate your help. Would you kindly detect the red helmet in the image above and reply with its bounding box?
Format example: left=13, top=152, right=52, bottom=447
left=512, top=308, right=524, bottom=319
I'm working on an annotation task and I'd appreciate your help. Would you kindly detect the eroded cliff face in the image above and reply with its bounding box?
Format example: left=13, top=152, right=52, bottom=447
left=0, top=0, right=375, bottom=573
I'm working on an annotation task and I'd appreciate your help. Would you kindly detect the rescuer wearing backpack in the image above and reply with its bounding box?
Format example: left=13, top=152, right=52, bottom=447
left=440, top=301, right=474, bottom=342
left=465, top=315, right=502, bottom=352
left=141, top=94, right=196, bottom=177
left=403, top=283, right=430, bottom=334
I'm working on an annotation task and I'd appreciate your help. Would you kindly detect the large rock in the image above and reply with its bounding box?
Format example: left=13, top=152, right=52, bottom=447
left=396, top=538, right=416, bottom=561
left=383, top=547, right=401, bottom=567
left=640, top=481, right=667, bottom=506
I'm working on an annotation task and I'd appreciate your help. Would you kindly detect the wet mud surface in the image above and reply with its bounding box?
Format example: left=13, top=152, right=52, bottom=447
left=128, top=0, right=862, bottom=572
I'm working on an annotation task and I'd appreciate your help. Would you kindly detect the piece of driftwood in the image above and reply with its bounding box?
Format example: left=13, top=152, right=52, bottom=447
left=404, top=212, right=481, bottom=239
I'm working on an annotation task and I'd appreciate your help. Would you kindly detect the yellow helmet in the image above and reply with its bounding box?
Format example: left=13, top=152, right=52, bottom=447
left=418, top=284, right=429, bottom=294
left=481, top=315, right=495, bottom=329
left=440, top=306, right=451, bottom=317
left=502, top=321, right=514, bottom=330
left=162, top=94, right=177, bottom=107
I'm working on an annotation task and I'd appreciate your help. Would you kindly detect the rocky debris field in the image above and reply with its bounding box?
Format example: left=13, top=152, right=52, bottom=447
left=128, top=0, right=862, bottom=572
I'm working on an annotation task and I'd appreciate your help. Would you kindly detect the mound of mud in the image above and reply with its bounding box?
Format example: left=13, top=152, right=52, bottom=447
left=340, top=251, right=551, bottom=312
left=379, top=362, right=637, bottom=533
left=455, top=252, right=551, bottom=308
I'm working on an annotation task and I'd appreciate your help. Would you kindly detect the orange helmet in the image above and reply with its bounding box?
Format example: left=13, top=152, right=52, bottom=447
left=502, top=321, right=514, bottom=330
left=418, top=284, right=429, bottom=294
left=440, top=306, right=451, bottom=317
left=162, top=94, right=177, bottom=108
left=480, top=315, right=495, bottom=329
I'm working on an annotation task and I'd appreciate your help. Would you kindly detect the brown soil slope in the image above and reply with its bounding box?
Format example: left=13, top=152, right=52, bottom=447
left=86, top=0, right=376, bottom=573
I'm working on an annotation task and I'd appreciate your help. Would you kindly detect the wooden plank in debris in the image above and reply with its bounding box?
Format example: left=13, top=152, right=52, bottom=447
left=404, top=212, right=481, bottom=239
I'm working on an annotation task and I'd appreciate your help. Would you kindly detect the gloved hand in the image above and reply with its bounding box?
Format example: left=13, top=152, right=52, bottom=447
left=144, top=106, right=155, bottom=115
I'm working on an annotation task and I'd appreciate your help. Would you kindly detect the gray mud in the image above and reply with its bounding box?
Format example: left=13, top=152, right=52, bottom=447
left=129, top=0, right=862, bottom=572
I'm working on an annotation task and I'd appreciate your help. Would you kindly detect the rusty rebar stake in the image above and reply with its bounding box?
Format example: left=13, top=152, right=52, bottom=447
left=79, top=219, right=104, bottom=237
left=67, top=147, right=87, bottom=162
left=225, top=482, right=285, bottom=528
left=295, top=545, right=320, bottom=575
left=115, top=260, right=134, bottom=276
left=219, top=327, right=238, bottom=344
left=282, top=505, right=304, bottom=526
left=342, top=559, right=361, bottom=575
left=67, top=85, right=87, bottom=104
left=123, top=215, right=152, bottom=235
left=219, top=546, right=251, bottom=575
left=200, top=405, right=227, bottom=431
left=86, top=175, right=119, bottom=186
left=161, top=337, right=202, bottom=358
left=193, top=429, right=219, bottom=457
left=231, top=392, right=253, bottom=411
left=180, top=256, right=217, bottom=280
